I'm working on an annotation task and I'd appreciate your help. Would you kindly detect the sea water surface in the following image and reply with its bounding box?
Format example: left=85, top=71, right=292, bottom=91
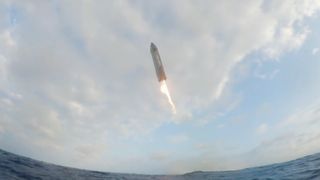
left=1, top=149, right=320, bottom=179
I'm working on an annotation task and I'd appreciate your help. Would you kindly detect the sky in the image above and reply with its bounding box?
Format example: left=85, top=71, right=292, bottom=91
left=1, top=0, right=320, bottom=175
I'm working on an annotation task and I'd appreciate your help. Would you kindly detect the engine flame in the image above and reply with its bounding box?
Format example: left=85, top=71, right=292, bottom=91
left=160, top=80, right=176, bottom=114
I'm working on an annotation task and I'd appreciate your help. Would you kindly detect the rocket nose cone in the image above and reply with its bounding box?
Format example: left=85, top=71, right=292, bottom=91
left=150, top=42, right=157, bottom=50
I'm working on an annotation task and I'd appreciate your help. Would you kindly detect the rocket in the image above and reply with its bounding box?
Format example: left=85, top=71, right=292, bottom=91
left=150, top=42, right=176, bottom=114
left=150, top=42, right=167, bottom=82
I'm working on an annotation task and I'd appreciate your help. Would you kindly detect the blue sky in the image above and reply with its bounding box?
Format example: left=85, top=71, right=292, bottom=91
left=1, top=0, right=320, bottom=174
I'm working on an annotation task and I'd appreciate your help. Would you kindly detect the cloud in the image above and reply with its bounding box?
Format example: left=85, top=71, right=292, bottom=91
left=168, top=133, right=189, bottom=144
left=150, top=151, right=171, bottom=161
left=0, top=0, right=320, bottom=173
left=242, top=102, right=320, bottom=167
left=253, top=60, right=280, bottom=80
left=312, top=48, right=319, bottom=55
left=0, top=30, right=15, bottom=47
left=0, top=55, right=7, bottom=80
left=263, top=26, right=310, bottom=59
left=161, top=102, right=320, bottom=173
left=255, top=69, right=280, bottom=80
left=256, top=123, right=269, bottom=135
left=217, top=123, right=226, bottom=129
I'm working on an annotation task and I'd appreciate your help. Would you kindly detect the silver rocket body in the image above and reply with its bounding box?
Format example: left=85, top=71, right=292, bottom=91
left=150, top=43, right=167, bottom=82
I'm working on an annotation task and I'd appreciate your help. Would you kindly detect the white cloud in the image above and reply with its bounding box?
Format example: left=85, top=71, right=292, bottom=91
left=168, top=133, right=189, bottom=144
left=0, top=30, right=15, bottom=47
left=253, top=60, right=280, bottom=80
left=217, top=123, right=225, bottom=129
left=150, top=151, right=171, bottom=161
left=0, top=0, right=320, bottom=173
left=312, top=48, right=319, bottom=55
left=0, top=55, right=7, bottom=80
left=255, top=69, right=280, bottom=80
left=263, top=26, right=310, bottom=58
left=241, top=102, right=320, bottom=168
left=256, top=123, right=269, bottom=135
left=161, top=102, right=320, bottom=173
left=214, top=76, right=229, bottom=100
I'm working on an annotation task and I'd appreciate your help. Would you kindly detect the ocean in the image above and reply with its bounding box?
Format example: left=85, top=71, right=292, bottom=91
left=1, top=149, right=320, bottom=179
